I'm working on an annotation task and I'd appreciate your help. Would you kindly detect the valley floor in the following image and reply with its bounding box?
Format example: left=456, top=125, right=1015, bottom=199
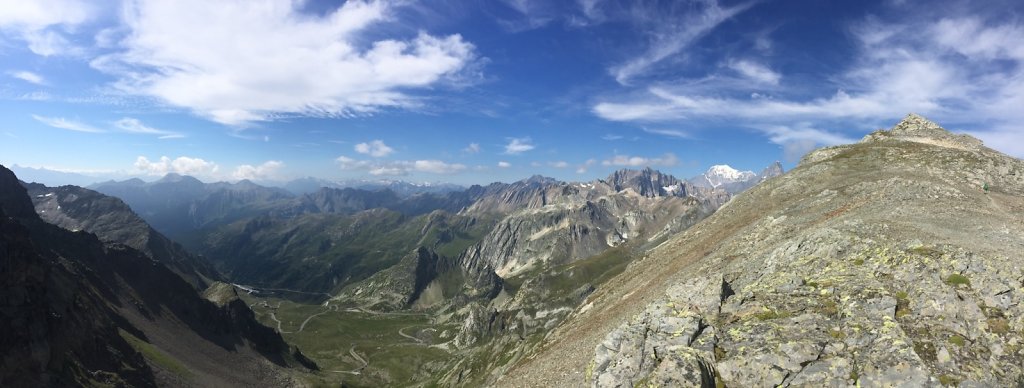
left=238, top=289, right=461, bottom=387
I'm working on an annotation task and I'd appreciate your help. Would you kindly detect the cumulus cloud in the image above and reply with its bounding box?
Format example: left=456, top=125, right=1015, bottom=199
left=135, top=155, right=219, bottom=177
left=601, top=153, right=678, bottom=167
left=464, top=142, right=481, bottom=153
left=497, top=161, right=511, bottom=168
left=232, top=160, right=284, bottom=181
left=89, top=0, right=476, bottom=125
left=32, top=114, right=104, bottom=133
left=336, top=156, right=465, bottom=176
left=504, top=137, right=535, bottom=154
left=8, top=70, right=46, bottom=85
left=114, top=117, right=184, bottom=139
left=354, top=140, right=395, bottom=157
left=549, top=161, right=569, bottom=168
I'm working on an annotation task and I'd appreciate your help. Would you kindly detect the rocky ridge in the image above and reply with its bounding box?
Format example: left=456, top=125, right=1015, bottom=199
left=23, top=183, right=221, bottom=289
left=0, top=165, right=315, bottom=387
left=501, top=114, right=1024, bottom=387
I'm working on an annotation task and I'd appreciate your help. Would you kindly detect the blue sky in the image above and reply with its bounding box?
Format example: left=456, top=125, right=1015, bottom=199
left=1, top=0, right=1022, bottom=185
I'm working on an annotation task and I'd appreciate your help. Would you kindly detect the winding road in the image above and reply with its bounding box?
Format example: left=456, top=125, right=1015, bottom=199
left=329, top=345, right=368, bottom=375
left=398, top=326, right=424, bottom=344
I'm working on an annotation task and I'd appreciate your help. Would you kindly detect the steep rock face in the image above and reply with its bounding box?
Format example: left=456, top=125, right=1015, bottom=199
left=498, top=114, right=1024, bottom=387
left=0, top=206, right=154, bottom=387
left=0, top=165, right=313, bottom=387
left=459, top=173, right=723, bottom=277
left=605, top=167, right=688, bottom=198
left=461, top=178, right=569, bottom=215
left=24, top=183, right=221, bottom=289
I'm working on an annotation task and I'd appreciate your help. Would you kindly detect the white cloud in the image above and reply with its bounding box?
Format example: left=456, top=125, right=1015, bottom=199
left=576, top=158, right=597, bottom=174
left=32, top=114, right=104, bottom=133
left=601, top=153, right=678, bottom=167
left=504, top=137, right=535, bottom=154
left=90, top=0, right=476, bottom=125
left=642, top=127, right=689, bottom=139
left=354, top=140, right=395, bottom=157
left=114, top=117, right=184, bottom=139
left=134, top=155, right=219, bottom=177
left=727, top=59, right=780, bottom=85
left=232, top=160, right=284, bottom=181
left=413, top=160, right=466, bottom=174
left=464, top=142, right=481, bottom=153
left=601, top=134, right=623, bottom=141
left=8, top=70, right=46, bottom=85
left=498, top=0, right=555, bottom=31
left=549, top=161, right=569, bottom=168
left=592, top=11, right=1024, bottom=158
left=497, top=161, right=511, bottom=168
left=611, top=1, right=754, bottom=84
left=0, top=0, right=95, bottom=56
left=336, top=156, right=466, bottom=175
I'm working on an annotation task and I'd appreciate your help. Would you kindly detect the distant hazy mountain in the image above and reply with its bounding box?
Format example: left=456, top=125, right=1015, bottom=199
left=280, top=176, right=464, bottom=197
left=687, top=161, right=785, bottom=194
left=9, top=164, right=109, bottom=187
left=90, top=173, right=294, bottom=239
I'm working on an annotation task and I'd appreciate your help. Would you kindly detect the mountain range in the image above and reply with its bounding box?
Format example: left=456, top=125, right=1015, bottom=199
left=5, top=114, right=1021, bottom=387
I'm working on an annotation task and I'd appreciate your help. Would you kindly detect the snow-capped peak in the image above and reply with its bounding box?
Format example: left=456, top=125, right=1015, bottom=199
left=702, top=165, right=756, bottom=187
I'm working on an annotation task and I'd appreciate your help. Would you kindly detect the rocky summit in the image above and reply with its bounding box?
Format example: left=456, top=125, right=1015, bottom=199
left=502, top=114, right=1024, bottom=387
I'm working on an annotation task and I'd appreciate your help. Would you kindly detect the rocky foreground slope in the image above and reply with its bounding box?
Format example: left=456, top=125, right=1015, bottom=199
left=0, top=166, right=314, bottom=387
left=502, top=114, right=1024, bottom=387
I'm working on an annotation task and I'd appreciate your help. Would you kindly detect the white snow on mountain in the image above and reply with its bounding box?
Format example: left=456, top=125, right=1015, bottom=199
left=701, top=165, right=756, bottom=188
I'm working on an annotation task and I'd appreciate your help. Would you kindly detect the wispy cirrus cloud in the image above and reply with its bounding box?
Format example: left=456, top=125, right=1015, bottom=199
left=8, top=70, right=46, bottom=85
left=114, top=117, right=184, bottom=139
left=610, top=0, right=755, bottom=85
left=727, top=59, right=780, bottom=85
left=90, top=0, right=477, bottom=126
left=592, top=4, right=1024, bottom=157
left=641, top=127, right=688, bottom=139
left=32, top=114, right=104, bottom=133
